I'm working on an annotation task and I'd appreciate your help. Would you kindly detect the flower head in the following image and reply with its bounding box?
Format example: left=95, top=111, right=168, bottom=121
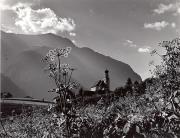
left=43, top=47, right=72, bottom=62
left=55, top=47, right=71, bottom=57
left=61, top=63, right=70, bottom=73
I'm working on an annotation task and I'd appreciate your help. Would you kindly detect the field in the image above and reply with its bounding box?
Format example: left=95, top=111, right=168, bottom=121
left=1, top=94, right=180, bottom=138
left=0, top=98, right=54, bottom=117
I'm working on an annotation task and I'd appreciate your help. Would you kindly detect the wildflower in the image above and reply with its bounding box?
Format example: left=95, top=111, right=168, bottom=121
left=64, top=53, right=68, bottom=58
left=61, top=63, right=70, bottom=68
left=54, top=47, right=72, bottom=57
left=61, top=63, right=70, bottom=73
left=49, top=49, right=55, bottom=55
left=50, top=56, right=55, bottom=61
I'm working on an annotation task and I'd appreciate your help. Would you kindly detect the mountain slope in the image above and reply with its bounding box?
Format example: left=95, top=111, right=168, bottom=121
left=1, top=74, right=27, bottom=97
left=1, top=31, right=141, bottom=100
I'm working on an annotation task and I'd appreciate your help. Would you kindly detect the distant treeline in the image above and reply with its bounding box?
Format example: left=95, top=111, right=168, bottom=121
left=78, top=77, right=155, bottom=98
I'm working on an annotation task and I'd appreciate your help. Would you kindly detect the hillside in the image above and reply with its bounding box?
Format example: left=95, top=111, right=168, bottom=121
left=1, top=31, right=141, bottom=100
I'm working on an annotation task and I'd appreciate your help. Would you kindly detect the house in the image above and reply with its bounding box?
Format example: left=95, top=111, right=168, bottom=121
left=83, top=69, right=110, bottom=97
left=90, top=80, right=106, bottom=91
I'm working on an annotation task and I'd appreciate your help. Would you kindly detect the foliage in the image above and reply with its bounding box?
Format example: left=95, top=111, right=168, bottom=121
left=1, top=95, right=180, bottom=138
left=1, top=38, right=180, bottom=138
left=1, top=92, right=13, bottom=98
left=114, top=79, right=146, bottom=97
left=149, top=38, right=180, bottom=113
left=125, top=78, right=133, bottom=96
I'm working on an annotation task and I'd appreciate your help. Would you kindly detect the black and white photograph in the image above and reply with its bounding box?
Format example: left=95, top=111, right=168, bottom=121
left=0, top=0, right=180, bottom=137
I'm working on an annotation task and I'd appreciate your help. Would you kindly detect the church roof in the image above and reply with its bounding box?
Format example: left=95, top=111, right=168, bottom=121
left=91, top=80, right=106, bottom=88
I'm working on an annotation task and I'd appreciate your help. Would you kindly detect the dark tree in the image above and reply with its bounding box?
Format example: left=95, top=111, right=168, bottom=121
left=138, top=81, right=146, bottom=95
left=133, top=81, right=140, bottom=96
left=114, top=87, right=126, bottom=97
left=125, top=78, right=133, bottom=95
left=79, top=87, right=84, bottom=97
left=1, top=92, right=13, bottom=98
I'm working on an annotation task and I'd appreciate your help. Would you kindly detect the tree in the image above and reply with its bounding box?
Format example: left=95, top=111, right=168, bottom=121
left=137, top=79, right=149, bottom=95
left=150, top=38, right=180, bottom=113
left=1, top=92, right=13, bottom=98
left=125, top=78, right=133, bottom=95
left=114, top=87, right=125, bottom=97
left=133, top=81, right=140, bottom=96
left=79, top=87, right=84, bottom=97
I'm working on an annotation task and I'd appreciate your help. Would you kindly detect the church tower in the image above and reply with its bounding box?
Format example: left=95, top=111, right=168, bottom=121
left=105, top=69, right=110, bottom=91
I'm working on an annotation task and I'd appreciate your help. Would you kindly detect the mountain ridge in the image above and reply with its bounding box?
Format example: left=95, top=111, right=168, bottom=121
left=1, top=31, right=141, bottom=100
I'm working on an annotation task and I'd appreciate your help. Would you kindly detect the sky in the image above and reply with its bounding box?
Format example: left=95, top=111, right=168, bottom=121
left=1, top=0, right=180, bottom=80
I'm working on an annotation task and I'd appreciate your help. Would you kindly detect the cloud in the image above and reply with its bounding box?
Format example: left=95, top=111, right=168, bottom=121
left=69, top=32, right=76, bottom=36
left=171, top=22, right=176, bottom=28
left=0, top=3, right=11, bottom=10
left=124, top=40, right=137, bottom=47
left=138, top=47, right=151, bottom=53
left=124, top=39, right=152, bottom=54
left=153, top=2, right=180, bottom=16
left=1, top=24, right=16, bottom=33
left=144, top=21, right=169, bottom=31
left=144, top=21, right=176, bottom=31
left=153, top=3, right=173, bottom=14
left=1, top=2, right=76, bottom=34
left=0, top=2, right=32, bottom=11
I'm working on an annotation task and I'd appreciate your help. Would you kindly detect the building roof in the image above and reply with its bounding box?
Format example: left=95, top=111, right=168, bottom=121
left=91, top=80, right=106, bottom=88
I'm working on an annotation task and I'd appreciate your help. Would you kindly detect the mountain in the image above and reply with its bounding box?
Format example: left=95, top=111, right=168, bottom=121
left=1, top=73, right=27, bottom=97
left=1, top=31, right=141, bottom=100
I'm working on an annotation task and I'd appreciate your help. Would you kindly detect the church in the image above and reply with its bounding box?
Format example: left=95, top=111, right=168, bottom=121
left=82, top=70, right=110, bottom=97
left=90, top=69, right=110, bottom=92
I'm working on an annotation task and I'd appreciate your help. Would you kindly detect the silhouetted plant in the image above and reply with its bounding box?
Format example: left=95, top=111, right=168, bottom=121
left=79, top=87, right=84, bottom=97
left=114, top=87, right=126, bottom=97
left=150, top=38, right=180, bottom=113
left=125, top=78, right=133, bottom=96
left=1, top=92, right=13, bottom=98
left=133, top=81, right=140, bottom=96
left=43, top=47, right=79, bottom=112
left=42, top=47, right=79, bottom=137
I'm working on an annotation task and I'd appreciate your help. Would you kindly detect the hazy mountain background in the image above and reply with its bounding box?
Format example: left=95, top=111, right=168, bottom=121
left=1, top=31, right=141, bottom=100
